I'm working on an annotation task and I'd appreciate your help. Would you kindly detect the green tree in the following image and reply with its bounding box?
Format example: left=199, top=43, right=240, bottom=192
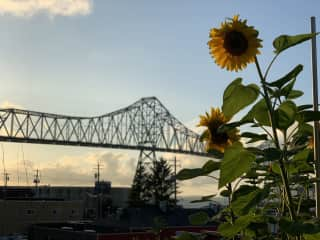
left=148, top=157, right=176, bottom=207
left=128, top=162, right=151, bottom=207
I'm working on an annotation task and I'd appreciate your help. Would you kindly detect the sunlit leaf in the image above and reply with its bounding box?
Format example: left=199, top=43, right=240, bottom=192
left=288, top=90, right=304, bottom=99
left=222, top=78, right=259, bottom=119
left=219, top=142, right=255, bottom=188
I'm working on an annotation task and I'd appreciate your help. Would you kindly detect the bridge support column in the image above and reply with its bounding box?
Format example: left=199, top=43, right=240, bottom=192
left=135, top=149, right=157, bottom=173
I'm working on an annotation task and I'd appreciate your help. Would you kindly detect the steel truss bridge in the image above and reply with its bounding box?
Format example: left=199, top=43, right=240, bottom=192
left=0, top=97, right=206, bottom=166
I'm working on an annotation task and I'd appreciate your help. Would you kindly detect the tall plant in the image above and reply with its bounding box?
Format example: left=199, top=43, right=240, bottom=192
left=149, top=157, right=176, bottom=207
left=129, top=162, right=151, bottom=207
left=177, top=15, right=320, bottom=240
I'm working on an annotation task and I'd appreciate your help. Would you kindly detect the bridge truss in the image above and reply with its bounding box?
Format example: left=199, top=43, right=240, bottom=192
left=0, top=97, right=206, bottom=160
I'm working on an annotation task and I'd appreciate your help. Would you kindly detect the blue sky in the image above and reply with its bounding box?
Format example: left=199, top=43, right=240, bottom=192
left=0, top=0, right=320, bottom=197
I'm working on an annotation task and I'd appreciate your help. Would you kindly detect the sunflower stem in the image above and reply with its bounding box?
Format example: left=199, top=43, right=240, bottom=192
left=264, top=53, right=280, bottom=80
left=254, top=57, right=296, bottom=221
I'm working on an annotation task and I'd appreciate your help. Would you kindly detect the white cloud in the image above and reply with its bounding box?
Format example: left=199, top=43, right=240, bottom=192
left=5, top=151, right=137, bottom=187
left=0, top=100, right=23, bottom=109
left=0, top=0, right=92, bottom=17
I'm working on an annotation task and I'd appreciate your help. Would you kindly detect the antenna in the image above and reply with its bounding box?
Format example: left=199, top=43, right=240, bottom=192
left=33, top=169, right=40, bottom=188
left=94, top=160, right=103, bottom=183
left=1, top=143, right=6, bottom=184
left=21, top=144, right=29, bottom=186
left=17, top=147, right=20, bottom=185
left=3, top=172, right=9, bottom=187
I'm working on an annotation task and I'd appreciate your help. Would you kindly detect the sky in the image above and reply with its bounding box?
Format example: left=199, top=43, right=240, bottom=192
left=0, top=0, right=320, bottom=199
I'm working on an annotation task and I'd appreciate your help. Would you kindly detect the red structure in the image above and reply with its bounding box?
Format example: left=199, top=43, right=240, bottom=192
left=97, top=226, right=219, bottom=240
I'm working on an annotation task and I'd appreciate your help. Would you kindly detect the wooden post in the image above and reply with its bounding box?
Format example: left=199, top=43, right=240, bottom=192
left=311, top=16, right=320, bottom=218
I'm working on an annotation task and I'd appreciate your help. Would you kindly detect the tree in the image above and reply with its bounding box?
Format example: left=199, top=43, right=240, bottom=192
left=148, top=157, right=176, bottom=207
left=128, top=162, right=151, bottom=207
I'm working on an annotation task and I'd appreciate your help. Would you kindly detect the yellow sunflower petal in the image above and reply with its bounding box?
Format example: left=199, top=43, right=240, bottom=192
left=208, top=15, right=262, bottom=72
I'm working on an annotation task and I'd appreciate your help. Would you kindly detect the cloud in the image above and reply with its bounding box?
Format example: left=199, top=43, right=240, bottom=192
left=0, top=100, right=23, bottom=109
left=5, top=151, right=137, bottom=187
left=184, top=117, right=204, bottom=134
left=0, top=0, right=92, bottom=17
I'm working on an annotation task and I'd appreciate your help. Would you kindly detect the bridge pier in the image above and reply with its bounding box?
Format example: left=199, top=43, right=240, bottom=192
left=136, top=149, right=157, bottom=173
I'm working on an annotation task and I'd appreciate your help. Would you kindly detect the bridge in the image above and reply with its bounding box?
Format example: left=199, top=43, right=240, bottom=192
left=0, top=97, right=206, bottom=164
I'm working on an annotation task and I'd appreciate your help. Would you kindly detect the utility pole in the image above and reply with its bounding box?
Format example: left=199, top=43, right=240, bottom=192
left=170, top=156, right=181, bottom=207
left=33, top=169, right=40, bottom=188
left=33, top=169, right=41, bottom=197
left=311, top=16, right=320, bottom=218
left=4, top=172, right=9, bottom=187
left=94, top=161, right=103, bottom=184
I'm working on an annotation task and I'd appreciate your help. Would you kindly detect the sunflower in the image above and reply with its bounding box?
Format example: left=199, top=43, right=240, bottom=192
left=208, top=15, right=262, bottom=71
left=198, top=108, right=239, bottom=153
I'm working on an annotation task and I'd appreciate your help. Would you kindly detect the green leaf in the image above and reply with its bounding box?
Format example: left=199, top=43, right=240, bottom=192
left=305, top=233, right=320, bottom=240
left=176, top=168, right=203, bottom=180
left=279, top=218, right=320, bottom=236
left=218, top=142, right=256, bottom=188
left=231, top=188, right=268, bottom=215
left=218, top=121, right=245, bottom=133
left=241, top=132, right=268, bottom=143
left=232, top=185, right=259, bottom=201
left=275, top=100, right=297, bottom=130
left=291, top=148, right=314, bottom=173
left=202, top=160, right=220, bottom=174
left=273, top=33, right=318, bottom=54
left=263, top=148, right=282, bottom=161
left=176, top=160, right=220, bottom=181
left=190, top=194, right=216, bottom=203
left=220, top=189, right=231, bottom=197
left=288, top=90, right=304, bottom=99
left=218, top=214, right=262, bottom=239
left=298, top=110, right=320, bottom=123
left=281, top=79, right=296, bottom=98
left=207, top=148, right=224, bottom=159
left=297, top=123, right=313, bottom=136
left=267, top=64, right=303, bottom=88
left=188, top=211, right=209, bottom=225
left=244, top=99, right=271, bottom=126
left=222, top=78, right=259, bottom=119
left=298, top=104, right=313, bottom=111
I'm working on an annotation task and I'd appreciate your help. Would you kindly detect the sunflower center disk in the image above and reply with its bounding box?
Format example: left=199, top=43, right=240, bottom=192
left=212, top=129, right=229, bottom=145
left=223, top=31, right=248, bottom=56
